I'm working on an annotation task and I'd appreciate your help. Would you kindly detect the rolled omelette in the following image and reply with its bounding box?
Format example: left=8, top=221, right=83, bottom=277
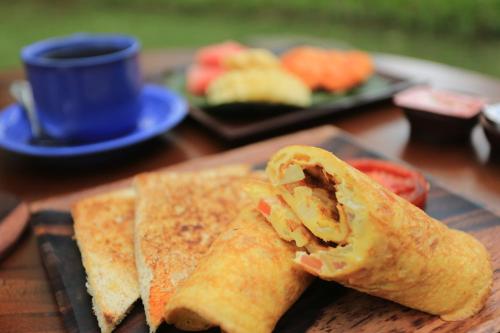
left=164, top=208, right=312, bottom=332
left=246, top=145, right=492, bottom=321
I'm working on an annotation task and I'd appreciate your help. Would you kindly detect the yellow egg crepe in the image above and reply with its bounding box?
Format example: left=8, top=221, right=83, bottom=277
left=247, top=145, right=492, bottom=321
left=72, top=189, right=139, bottom=333
left=133, top=166, right=255, bottom=331
left=165, top=208, right=312, bottom=333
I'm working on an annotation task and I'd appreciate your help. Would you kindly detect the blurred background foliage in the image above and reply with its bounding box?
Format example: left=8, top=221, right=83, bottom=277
left=1, top=0, right=499, bottom=76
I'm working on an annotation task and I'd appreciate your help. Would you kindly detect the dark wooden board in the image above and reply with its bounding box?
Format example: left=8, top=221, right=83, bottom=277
left=31, top=127, right=500, bottom=333
left=164, top=66, right=418, bottom=141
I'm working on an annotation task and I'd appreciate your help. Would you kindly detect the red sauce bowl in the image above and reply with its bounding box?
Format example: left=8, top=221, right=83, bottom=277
left=348, top=159, right=429, bottom=209
left=394, top=86, right=485, bottom=144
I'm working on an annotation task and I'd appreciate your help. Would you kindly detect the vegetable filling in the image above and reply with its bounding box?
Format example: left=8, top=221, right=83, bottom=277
left=280, top=162, right=350, bottom=245
left=303, top=166, right=340, bottom=222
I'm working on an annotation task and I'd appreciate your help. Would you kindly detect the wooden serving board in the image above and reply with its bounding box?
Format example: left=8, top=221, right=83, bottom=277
left=30, top=126, right=500, bottom=333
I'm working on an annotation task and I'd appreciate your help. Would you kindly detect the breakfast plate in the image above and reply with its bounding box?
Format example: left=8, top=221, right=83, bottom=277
left=165, top=64, right=416, bottom=141
left=160, top=41, right=418, bottom=141
left=0, top=84, right=188, bottom=157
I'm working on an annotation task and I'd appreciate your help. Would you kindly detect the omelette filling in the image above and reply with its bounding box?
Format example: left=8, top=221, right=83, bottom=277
left=271, top=163, right=353, bottom=276
left=303, top=166, right=340, bottom=222
left=279, top=164, right=350, bottom=244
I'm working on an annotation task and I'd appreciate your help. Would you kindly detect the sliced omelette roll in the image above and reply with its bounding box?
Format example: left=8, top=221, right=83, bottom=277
left=244, top=180, right=332, bottom=255
left=257, top=145, right=492, bottom=321
left=72, top=189, right=139, bottom=333
left=134, top=166, right=255, bottom=332
left=165, top=208, right=312, bottom=333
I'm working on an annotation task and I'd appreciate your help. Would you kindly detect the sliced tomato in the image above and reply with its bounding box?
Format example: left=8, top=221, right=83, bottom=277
left=348, top=159, right=429, bottom=209
left=186, top=64, right=225, bottom=96
left=196, top=41, right=246, bottom=67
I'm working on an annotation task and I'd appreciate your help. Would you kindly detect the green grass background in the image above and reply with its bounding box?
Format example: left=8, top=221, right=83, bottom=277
left=1, top=1, right=499, bottom=77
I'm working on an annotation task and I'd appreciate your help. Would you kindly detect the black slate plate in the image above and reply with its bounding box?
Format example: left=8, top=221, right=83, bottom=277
left=164, top=67, right=417, bottom=141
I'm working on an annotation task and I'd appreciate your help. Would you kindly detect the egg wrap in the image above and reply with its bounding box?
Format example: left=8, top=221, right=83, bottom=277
left=247, top=145, right=492, bottom=321
left=164, top=208, right=312, bottom=333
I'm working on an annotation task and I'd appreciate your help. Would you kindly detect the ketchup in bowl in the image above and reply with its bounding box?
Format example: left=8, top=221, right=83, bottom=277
left=348, top=159, right=429, bottom=209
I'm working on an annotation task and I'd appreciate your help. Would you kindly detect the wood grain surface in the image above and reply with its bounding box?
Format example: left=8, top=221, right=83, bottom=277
left=31, top=128, right=500, bottom=333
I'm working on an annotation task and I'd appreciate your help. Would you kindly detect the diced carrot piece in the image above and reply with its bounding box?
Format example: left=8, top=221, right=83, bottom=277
left=300, top=255, right=323, bottom=271
left=258, top=199, right=271, bottom=216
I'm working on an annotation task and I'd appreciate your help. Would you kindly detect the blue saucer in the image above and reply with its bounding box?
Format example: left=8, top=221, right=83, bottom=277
left=0, top=84, right=188, bottom=157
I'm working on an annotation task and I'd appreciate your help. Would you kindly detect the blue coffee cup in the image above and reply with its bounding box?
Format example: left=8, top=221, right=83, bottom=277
left=21, top=34, right=143, bottom=143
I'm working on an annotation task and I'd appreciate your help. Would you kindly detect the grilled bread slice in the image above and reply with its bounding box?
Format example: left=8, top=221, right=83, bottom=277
left=72, top=189, right=139, bottom=333
left=133, top=165, right=255, bottom=332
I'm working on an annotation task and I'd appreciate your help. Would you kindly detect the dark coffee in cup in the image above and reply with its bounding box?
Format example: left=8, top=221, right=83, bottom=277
left=21, top=34, right=143, bottom=143
left=42, top=47, right=124, bottom=60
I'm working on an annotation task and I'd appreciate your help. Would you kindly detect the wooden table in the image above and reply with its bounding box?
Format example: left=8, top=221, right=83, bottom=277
left=0, top=49, right=499, bottom=333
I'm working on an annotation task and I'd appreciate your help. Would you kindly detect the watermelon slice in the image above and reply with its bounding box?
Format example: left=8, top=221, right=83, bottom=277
left=186, top=65, right=225, bottom=96
left=196, top=41, right=246, bottom=67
